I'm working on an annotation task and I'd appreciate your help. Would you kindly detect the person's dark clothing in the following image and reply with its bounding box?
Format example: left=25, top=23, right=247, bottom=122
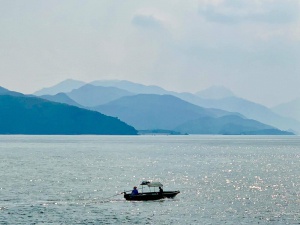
left=159, top=187, right=163, bottom=195
left=131, top=188, right=138, bottom=195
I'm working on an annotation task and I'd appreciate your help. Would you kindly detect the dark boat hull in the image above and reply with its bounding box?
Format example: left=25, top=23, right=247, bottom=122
left=124, top=191, right=180, bottom=201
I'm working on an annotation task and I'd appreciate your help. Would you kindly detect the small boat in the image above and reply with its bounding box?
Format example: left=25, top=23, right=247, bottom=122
left=123, top=181, right=180, bottom=201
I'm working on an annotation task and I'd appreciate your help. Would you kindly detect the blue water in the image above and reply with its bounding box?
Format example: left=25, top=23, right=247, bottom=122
left=0, top=135, right=300, bottom=224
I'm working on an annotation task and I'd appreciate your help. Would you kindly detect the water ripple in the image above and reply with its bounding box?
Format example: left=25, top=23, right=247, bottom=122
left=1, top=135, right=300, bottom=224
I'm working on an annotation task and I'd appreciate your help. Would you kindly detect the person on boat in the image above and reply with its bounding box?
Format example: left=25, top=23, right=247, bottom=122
left=131, top=186, right=139, bottom=196
left=159, top=187, right=163, bottom=196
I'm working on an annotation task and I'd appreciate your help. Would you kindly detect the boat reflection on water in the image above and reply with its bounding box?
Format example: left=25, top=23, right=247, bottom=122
left=123, top=181, right=180, bottom=201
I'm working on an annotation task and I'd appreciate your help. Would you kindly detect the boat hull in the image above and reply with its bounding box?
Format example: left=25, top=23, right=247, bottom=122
left=124, top=191, right=180, bottom=201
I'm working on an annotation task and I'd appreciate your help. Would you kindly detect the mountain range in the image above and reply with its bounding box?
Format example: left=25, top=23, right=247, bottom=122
left=0, top=89, right=137, bottom=135
left=93, top=94, right=291, bottom=135
left=176, top=95, right=300, bottom=134
left=66, top=84, right=134, bottom=107
left=33, top=79, right=299, bottom=134
left=34, top=79, right=86, bottom=96
left=94, top=94, right=235, bottom=130
left=1, top=79, right=295, bottom=135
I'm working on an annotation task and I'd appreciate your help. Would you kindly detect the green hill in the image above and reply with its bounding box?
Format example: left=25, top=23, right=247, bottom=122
left=0, top=95, right=137, bottom=135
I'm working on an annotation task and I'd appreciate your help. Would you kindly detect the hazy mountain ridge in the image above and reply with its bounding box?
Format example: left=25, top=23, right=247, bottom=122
left=66, top=84, right=134, bottom=107
left=90, top=80, right=170, bottom=95
left=0, top=94, right=137, bottom=135
left=272, top=98, right=300, bottom=122
left=94, top=94, right=290, bottom=134
left=90, top=80, right=300, bottom=133
left=186, top=96, right=300, bottom=134
left=40, top=93, right=83, bottom=108
left=94, top=94, right=218, bottom=130
left=34, top=79, right=86, bottom=96
left=32, top=79, right=297, bottom=134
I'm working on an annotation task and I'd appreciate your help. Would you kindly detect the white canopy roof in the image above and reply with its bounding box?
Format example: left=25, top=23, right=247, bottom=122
left=147, top=182, right=163, bottom=187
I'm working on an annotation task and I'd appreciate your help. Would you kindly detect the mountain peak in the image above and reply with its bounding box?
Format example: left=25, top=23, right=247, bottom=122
left=33, top=79, right=86, bottom=96
left=90, top=79, right=169, bottom=95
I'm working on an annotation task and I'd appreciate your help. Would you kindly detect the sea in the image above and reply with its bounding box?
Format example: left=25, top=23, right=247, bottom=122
left=0, top=135, right=299, bottom=224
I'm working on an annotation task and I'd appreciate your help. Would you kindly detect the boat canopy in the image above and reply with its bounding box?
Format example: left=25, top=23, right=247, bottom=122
left=140, top=181, right=163, bottom=187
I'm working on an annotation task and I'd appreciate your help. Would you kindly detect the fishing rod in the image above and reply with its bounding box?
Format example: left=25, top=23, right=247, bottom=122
left=120, top=190, right=132, bottom=194
left=98, top=190, right=132, bottom=202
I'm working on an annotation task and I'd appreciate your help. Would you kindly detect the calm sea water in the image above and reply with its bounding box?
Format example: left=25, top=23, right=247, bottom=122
left=0, top=135, right=300, bottom=224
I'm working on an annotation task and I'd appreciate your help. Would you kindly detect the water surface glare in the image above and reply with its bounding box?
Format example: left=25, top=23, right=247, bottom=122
left=0, top=135, right=300, bottom=224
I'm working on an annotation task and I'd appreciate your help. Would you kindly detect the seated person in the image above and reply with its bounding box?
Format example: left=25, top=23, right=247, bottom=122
left=131, top=186, right=139, bottom=196
left=159, top=187, right=163, bottom=196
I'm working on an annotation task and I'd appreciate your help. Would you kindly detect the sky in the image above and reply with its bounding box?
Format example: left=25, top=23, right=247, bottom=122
left=0, top=0, right=299, bottom=107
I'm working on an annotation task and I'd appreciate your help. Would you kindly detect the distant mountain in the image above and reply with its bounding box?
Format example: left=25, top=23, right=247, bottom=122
left=93, top=94, right=289, bottom=135
left=39, top=93, right=83, bottom=108
left=0, top=95, right=137, bottom=135
left=34, top=79, right=86, bottom=96
left=66, top=84, right=134, bottom=107
left=90, top=80, right=170, bottom=95
left=195, top=86, right=235, bottom=99
left=175, top=115, right=292, bottom=135
left=88, top=81, right=298, bottom=132
left=32, top=80, right=300, bottom=133
left=94, top=94, right=228, bottom=130
left=272, top=98, right=300, bottom=122
left=175, top=95, right=300, bottom=134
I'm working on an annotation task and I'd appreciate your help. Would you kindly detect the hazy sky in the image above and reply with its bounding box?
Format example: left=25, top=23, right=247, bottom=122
left=1, top=0, right=299, bottom=106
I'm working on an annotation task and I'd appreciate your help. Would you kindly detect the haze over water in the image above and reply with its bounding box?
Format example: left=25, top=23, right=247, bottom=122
left=0, top=135, right=300, bottom=224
